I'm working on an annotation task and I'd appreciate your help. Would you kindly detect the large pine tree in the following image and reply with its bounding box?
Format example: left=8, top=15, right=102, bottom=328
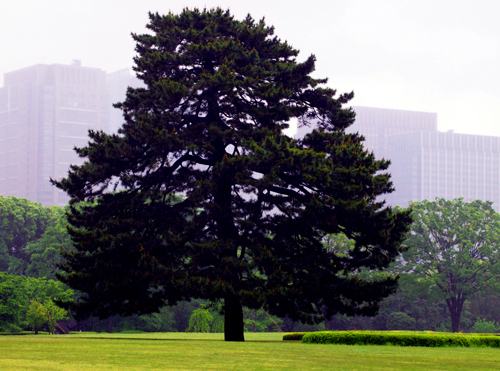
left=54, top=8, right=411, bottom=341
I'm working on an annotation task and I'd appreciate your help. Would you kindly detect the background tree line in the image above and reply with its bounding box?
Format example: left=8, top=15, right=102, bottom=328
left=2, top=195, right=500, bottom=333
left=0, top=272, right=72, bottom=333
left=0, top=195, right=295, bottom=333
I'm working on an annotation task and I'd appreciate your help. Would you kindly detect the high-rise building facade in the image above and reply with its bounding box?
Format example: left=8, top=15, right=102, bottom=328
left=0, top=61, right=109, bottom=206
left=3, top=72, right=499, bottom=213
left=107, top=68, right=145, bottom=134
left=296, top=106, right=438, bottom=156
left=295, top=105, right=500, bottom=211
left=385, top=130, right=500, bottom=210
left=347, top=106, right=438, bottom=158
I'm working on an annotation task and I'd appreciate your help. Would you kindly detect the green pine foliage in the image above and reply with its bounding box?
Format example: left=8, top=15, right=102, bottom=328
left=53, top=8, right=411, bottom=341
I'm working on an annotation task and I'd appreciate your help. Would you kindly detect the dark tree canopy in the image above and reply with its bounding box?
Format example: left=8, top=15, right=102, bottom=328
left=54, top=8, right=411, bottom=341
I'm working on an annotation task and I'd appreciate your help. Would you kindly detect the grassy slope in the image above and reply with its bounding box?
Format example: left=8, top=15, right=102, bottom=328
left=0, top=333, right=499, bottom=371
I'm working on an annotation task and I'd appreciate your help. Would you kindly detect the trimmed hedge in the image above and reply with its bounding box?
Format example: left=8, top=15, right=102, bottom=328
left=301, top=331, right=500, bottom=347
left=283, top=332, right=307, bottom=341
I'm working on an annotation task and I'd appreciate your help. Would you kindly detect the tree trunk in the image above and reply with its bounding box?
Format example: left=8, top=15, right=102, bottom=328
left=224, top=297, right=244, bottom=341
left=450, top=308, right=461, bottom=333
left=446, top=297, right=464, bottom=333
left=106, top=316, right=114, bottom=333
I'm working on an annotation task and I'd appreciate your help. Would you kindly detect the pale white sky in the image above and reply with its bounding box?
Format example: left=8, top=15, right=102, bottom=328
left=1, top=0, right=499, bottom=136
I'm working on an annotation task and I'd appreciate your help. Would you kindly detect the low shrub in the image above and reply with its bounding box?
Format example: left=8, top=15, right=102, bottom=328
left=473, top=318, right=499, bottom=334
left=3, top=324, right=22, bottom=334
left=283, top=332, right=307, bottom=341
left=302, top=331, right=500, bottom=347
left=386, top=312, right=416, bottom=331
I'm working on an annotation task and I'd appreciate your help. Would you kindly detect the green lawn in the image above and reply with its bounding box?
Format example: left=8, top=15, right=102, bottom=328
left=0, top=332, right=499, bottom=370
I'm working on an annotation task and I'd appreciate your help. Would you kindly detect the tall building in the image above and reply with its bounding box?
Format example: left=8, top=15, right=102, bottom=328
left=107, top=68, right=144, bottom=133
left=0, top=61, right=109, bottom=206
left=386, top=131, right=500, bottom=210
left=348, top=106, right=438, bottom=158
left=295, top=105, right=500, bottom=211
left=296, top=106, right=438, bottom=158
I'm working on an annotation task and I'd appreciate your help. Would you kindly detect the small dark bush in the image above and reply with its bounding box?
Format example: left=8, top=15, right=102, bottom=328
left=302, top=331, right=500, bottom=347
left=3, top=324, right=22, bottom=334
left=283, top=332, right=307, bottom=341
left=386, top=312, right=416, bottom=331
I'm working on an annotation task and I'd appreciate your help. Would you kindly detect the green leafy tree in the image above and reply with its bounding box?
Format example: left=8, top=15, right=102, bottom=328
left=0, top=196, right=64, bottom=274
left=118, top=307, right=177, bottom=332
left=25, top=209, right=73, bottom=280
left=187, top=308, right=214, bottom=333
left=400, top=198, right=500, bottom=332
left=385, top=312, right=416, bottom=331
left=25, top=276, right=74, bottom=305
left=170, top=301, right=200, bottom=333
left=244, top=308, right=283, bottom=332
left=0, top=273, right=27, bottom=330
left=44, top=299, right=68, bottom=334
left=323, top=233, right=356, bottom=255
left=0, top=272, right=73, bottom=331
left=53, top=8, right=411, bottom=341
left=472, top=318, right=499, bottom=333
left=468, top=293, right=500, bottom=329
left=26, top=300, right=47, bottom=334
left=211, top=318, right=224, bottom=333
left=370, top=273, right=446, bottom=331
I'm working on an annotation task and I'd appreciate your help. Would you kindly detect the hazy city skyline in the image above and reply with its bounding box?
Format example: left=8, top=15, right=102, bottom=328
left=1, top=0, right=499, bottom=138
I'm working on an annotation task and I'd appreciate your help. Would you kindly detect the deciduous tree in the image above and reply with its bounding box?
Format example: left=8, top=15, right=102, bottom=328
left=44, top=299, right=68, bottom=334
left=25, top=209, right=73, bottom=280
left=0, top=272, right=73, bottom=331
left=54, top=8, right=411, bottom=341
left=0, top=273, right=27, bottom=330
left=399, top=198, right=500, bottom=332
left=187, top=308, right=213, bottom=333
left=0, top=196, right=64, bottom=275
left=26, top=300, right=47, bottom=334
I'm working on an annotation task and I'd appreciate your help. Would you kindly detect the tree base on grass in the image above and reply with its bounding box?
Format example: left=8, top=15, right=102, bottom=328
left=224, top=298, right=244, bottom=342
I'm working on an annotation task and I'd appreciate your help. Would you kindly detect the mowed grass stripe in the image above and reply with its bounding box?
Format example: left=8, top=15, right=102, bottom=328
left=0, top=334, right=499, bottom=370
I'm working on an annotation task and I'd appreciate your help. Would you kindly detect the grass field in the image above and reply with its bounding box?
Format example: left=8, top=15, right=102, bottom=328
left=1, top=332, right=499, bottom=370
